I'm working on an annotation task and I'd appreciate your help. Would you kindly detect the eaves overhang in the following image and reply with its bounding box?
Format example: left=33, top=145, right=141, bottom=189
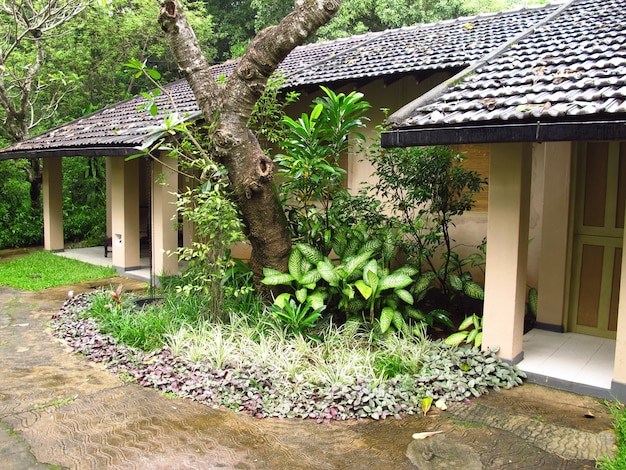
left=0, top=146, right=140, bottom=161
left=381, top=117, right=626, bottom=148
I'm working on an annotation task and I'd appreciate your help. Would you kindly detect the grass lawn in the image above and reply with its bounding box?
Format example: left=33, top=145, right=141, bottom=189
left=0, top=251, right=117, bottom=290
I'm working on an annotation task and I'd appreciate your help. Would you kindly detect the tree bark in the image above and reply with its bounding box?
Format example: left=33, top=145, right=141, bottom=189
left=159, top=0, right=342, bottom=282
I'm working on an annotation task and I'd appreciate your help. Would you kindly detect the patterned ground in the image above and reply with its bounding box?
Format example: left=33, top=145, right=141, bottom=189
left=0, top=277, right=616, bottom=470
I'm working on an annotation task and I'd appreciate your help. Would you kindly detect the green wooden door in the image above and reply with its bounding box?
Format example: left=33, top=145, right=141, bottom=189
left=569, top=142, right=626, bottom=338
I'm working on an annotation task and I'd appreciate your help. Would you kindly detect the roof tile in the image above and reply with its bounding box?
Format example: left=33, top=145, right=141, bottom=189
left=0, top=2, right=582, bottom=157
left=394, top=0, right=626, bottom=129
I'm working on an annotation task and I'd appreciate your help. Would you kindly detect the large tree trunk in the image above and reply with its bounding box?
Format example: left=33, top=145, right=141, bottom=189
left=158, top=0, right=341, bottom=281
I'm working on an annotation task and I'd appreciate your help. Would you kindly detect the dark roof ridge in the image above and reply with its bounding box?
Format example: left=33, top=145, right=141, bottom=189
left=388, top=0, right=576, bottom=126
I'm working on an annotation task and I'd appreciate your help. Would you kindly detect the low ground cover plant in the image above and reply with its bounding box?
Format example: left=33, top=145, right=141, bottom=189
left=0, top=251, right=116, bottom=290
left=51, top=284, right=526, bottom=422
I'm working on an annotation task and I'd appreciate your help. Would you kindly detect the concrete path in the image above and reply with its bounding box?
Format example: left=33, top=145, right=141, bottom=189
left=0, top=280, right=617, bottom=469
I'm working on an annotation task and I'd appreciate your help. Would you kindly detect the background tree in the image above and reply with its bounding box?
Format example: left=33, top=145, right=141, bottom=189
left=0, top=0, right=88, bottom=209
left=49, top=0, right=216, bottom=124
left=204, top=0, right=257, bottom=61
left=0, top=0, right=216, bottom=250
left=228, top=0, right=548, bottom=58
left=315, top=0, right=470, bottom=38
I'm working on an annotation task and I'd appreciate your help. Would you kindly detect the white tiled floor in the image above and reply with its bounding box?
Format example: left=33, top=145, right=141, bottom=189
left=518, top=329, right=615, bottom=390
left=55, top=246, right=153, bottom=283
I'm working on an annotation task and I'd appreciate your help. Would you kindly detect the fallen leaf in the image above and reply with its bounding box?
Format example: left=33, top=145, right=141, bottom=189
left=412, top=431, right=444, bottom=440
left=422, top=397, right=433, bottom=416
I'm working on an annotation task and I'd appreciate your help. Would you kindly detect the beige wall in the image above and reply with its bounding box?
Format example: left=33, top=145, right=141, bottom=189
left=151, top=154, right=180, bottom=276
left=614, top=246, right=626, bottom=383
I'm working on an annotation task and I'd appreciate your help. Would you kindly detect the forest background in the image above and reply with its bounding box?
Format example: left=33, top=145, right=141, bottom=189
left=0, top=0, right=545, bottom=249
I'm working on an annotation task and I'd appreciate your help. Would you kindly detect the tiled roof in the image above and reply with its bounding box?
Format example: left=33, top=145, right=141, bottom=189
left=0, top=2, right=567, bottom=158
left=279, top=4, right=558, bottom=86
left=385, top=0, right=626, bottom=144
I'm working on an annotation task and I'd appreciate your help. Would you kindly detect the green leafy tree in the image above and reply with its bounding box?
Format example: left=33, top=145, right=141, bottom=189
left=158, top=0, right=342, bottom=283
left=203, top=0, right=258, bottom=61
left=0, top=0, right=88, bottom=209
left=210, top=0, right=505, bottom=63
left=62, top=157, right=107, bottom=245
left=0, top=159, right=43, bottom=248
left=315, top=0, right=471, bottom=38
left=0, top=0, right=216, bottom=249
left=49, top=0, right=216, bottom=123
left=175, top=178, right=246, bottom=323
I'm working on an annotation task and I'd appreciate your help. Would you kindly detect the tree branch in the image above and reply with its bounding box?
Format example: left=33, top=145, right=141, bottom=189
left=158, top=0, right=219, bottom=120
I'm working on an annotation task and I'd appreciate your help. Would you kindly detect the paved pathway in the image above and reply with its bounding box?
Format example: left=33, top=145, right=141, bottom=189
left=0, top=280, right=617, bottom=469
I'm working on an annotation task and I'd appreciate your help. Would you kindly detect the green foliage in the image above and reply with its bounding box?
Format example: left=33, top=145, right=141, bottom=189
left=174, top=179, right=247, bottom=323
left=48, top=0, right=216, bottom=125
left=408, top=308, right=455, bottom=332
left=0, top=251, right=116, bottom=290
left=315, top=0, right=472, bottom=40
left=248, top=73, right=300, bottom=151
left=597, top=401, right=626, bottom=469
left=527, top=286, right=538, bottom=318
left=263, top=225, right=422, bottom=334
left=0, top=156, right=107, bottom=249
left=355, top=259, right=416, bottom=328
left=0, top=160, right=43, bottom=248
left=445, top=313, right=483, bottom=348
left=85, top=265, right=263, bottom=352
left=275, top=86, right=370, bottom=253
left=270, top=294, right=325, bottom=339
left=220, top=0, right=537, bottom=60
left=62, top=157, right=107, bottom=245
left=370, top=144, right=486, bottom=300
left=262, top=243, right=328, bottom=307
left=86, top=289, right=187, bottom=351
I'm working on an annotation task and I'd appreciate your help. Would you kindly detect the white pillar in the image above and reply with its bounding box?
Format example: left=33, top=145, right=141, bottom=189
left=105, top=157, right=112, bottom=238
left=151, top=153, right=179, bottom=277
left=612, top=206, right=626, bottom=400
left=42, top=156, right=64, bottom=251
left=110, top=156, right=140, bottom=270
left=482, top=143, right=532, bottom=363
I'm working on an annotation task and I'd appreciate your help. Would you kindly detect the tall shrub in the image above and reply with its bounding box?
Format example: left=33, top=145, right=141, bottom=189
left=174, top=172, right=246, bottom=323
left=369, top=145, right=487, bottom=298
left=274, top=86, right=370, bottom=253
